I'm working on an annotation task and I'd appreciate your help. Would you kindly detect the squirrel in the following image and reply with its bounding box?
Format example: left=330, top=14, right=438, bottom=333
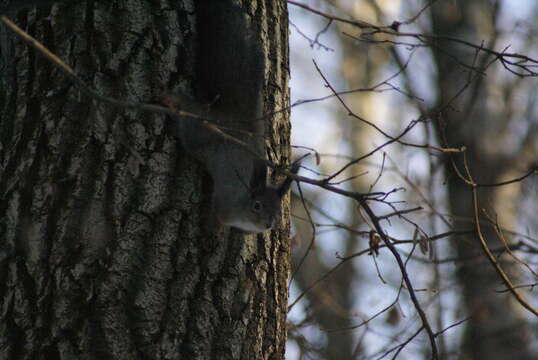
left=171, top=1, right=295, bottom=233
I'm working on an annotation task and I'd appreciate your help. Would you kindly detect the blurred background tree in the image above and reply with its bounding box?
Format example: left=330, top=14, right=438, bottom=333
left=287, top=1, right=538, bottom=359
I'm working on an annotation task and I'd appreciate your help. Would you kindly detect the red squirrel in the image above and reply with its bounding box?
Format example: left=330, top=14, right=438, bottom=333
left=174, top=1, right=296, bottom=233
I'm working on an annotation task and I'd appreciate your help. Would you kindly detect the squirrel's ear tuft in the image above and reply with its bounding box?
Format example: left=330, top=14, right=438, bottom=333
left=277, top=162, right=300, bottom=198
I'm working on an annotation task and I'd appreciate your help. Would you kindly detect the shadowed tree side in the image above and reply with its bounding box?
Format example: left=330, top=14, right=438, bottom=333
left=0, top=1, right=291, bottom=359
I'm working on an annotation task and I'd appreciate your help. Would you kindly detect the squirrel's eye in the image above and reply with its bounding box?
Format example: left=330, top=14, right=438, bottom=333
left=252, top=201, right=262, bottom=212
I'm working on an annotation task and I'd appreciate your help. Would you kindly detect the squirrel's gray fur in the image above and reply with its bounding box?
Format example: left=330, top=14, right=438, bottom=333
left=176, top=1, right=294, bottom=233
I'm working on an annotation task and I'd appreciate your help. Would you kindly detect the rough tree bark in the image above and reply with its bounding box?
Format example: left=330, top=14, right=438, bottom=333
left=0, top=1, right=291, bottom=359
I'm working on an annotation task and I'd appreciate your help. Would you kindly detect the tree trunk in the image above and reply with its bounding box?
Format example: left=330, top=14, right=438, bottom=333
left=430, top=1, right=533, bottom=359
left=0, top=1, right=291, bottom=359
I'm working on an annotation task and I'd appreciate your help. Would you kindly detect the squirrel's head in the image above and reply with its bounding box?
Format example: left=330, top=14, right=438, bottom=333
left=220, top=187, right=281, bottom=232
left=217, top=162, right=298, bottom=233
